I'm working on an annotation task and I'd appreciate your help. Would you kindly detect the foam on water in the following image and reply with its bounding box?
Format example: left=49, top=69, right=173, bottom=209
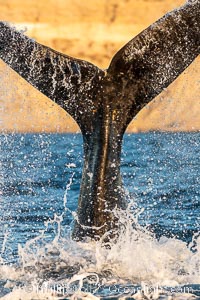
left=0, top=201, right=199, bottom=299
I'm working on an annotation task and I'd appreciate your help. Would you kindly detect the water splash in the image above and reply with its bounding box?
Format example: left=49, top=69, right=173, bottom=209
left=0, top=199, right=199, bottom=299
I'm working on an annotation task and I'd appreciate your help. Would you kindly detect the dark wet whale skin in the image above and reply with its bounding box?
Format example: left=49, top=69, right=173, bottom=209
left=0, top=0, right=199, bottom=240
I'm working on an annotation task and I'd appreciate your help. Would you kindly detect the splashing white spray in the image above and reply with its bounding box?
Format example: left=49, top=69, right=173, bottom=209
left=0, top=199, right=199, bottom=300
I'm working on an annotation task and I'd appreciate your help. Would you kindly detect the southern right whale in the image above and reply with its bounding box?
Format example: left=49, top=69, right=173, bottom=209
left=0, top=1, right=199, bottom=241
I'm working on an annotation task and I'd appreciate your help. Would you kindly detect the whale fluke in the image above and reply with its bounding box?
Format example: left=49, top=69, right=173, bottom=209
left=107, top=0, right=199, bottom=126
left=0, top=0, right=199, bottom=241
left=0, top=22, right=104, bottom=133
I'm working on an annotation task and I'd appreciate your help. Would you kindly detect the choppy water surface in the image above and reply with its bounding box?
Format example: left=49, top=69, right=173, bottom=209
left=0, top=132, right=199, bottom=299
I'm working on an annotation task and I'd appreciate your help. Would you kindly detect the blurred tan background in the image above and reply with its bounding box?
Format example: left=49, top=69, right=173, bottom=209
left=0, top=0, right=199, bottom=133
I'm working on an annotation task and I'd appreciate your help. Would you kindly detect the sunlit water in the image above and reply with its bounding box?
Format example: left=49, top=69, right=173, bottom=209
left=0, top=132, right=199, bottom=299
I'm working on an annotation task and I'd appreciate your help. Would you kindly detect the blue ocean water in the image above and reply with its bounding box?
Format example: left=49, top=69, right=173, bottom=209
left=0, top=132, right=199, bottom=299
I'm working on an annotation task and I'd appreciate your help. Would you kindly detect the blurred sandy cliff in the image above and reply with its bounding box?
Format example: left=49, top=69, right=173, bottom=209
left=0, top=0, right=199, bottom=133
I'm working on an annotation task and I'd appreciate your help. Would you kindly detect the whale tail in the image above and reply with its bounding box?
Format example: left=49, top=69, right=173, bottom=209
left=0, top=0, right=199, bottom=240
left=0, top=0, right=199, bottom=132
